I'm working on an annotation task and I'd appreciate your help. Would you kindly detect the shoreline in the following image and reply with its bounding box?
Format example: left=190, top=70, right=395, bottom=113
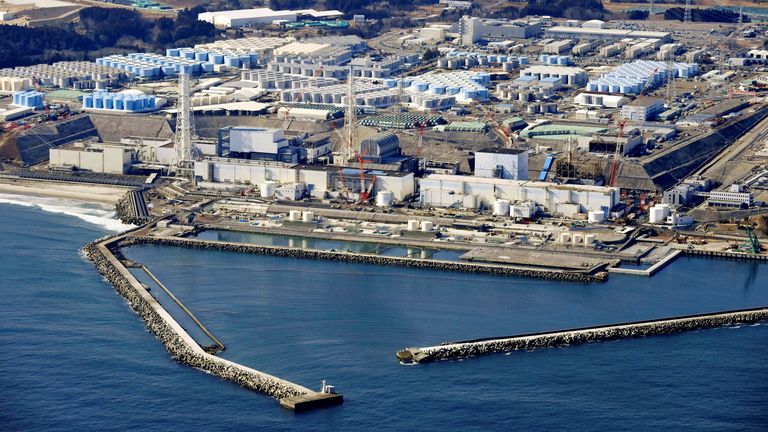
left=0, top=177, right=132, bottom=205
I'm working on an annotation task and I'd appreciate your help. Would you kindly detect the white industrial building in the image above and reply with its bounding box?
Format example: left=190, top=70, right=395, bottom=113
left=573, top=93, right=630, bottom=108
left=620, top=97, right=665, bottom=122
left=474, top=147, right=528, bottom=180
left=419, top=174, right=618, bottom=214
left=229, top=128, right=288, bottom=154
left=459, top=16, right=542, bottom=44
left=545, top=26, right=671, bottom=42
left=198, top=8, right=343, bottom=28
left=193, top=157, right=415, bottom=201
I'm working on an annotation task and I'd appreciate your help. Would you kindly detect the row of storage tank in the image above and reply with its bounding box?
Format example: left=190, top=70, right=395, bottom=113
left=82, top=91, right=158, bottom=112
left=12, top=90, right=45, bottom=109
left=1, top=77, right=33, bottom=92
left=538, top=54, right=572, bottom=65
left=437, top=55, right=529, bottom=71
left=586, top=61, right=700, bottom=95
left=557, top=232, right=597, bottom=246
left=167, top=48, right=261, bottom=69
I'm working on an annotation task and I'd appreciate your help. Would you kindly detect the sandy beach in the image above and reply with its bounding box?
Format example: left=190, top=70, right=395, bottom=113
left=0, top=177, right=131, bottom=205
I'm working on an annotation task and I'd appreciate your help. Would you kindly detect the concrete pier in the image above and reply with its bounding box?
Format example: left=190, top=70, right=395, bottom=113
left=608, top=250, right=682, bottom=276
left=396, top=307, right=768, bottom=364
left=119, top=235, right=608, bottom=283
left=83, top=232, right=342, bottom=410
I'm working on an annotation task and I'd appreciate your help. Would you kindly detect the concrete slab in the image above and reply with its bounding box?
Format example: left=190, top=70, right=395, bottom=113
left=460, top=248, right=609, bottom=271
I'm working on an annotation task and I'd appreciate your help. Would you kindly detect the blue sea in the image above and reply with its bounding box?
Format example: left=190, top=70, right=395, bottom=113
left=1, top=195, right=767, bottom=431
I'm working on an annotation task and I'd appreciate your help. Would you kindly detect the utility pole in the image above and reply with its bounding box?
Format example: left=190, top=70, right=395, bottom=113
left=648, top=0, right=654, bottom=21
left=173, top=71, right=196, bottom=181
left=683, top=0, right=692, bottom=24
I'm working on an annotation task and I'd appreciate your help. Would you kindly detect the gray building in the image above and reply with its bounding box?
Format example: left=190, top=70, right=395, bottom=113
left=474, top=147, right=528, bottom=180
left=460, top=16, right=541, bottom=45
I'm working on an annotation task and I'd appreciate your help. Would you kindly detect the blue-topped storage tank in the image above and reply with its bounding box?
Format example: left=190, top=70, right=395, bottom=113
left=114, top=97, right=124, bottom=111
left=166, top=48, right=180, bottom=57
left=201, top=63, right=214, bottom=73
left=211, top=53, right=224, bottom=64
left=224, top=56, right=239, bottom=67
left=195, top=52, right=208, bottom=62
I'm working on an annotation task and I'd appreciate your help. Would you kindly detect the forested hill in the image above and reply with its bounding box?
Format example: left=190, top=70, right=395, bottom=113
left=0, top=7, right=217, bottom=69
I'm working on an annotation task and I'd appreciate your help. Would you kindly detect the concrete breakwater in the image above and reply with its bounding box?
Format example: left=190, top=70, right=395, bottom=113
left=119, top=235, right=607, bottom=283
left=396, top=307, right=768, bottom=364
left=115, top=190, right=149, bottom=225
left=83, top=234, right=342, bottom=409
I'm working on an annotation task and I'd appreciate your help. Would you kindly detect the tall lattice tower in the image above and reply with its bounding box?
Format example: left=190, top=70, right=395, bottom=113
left=683, top=0, right=692, bottom=24
left=173, top=71, right=196, bottom=180
left=648, top=0, right=654, bottom=21
left=738, top=6, right=743, bottom=25
left=342, top=65, right=358, bottom=165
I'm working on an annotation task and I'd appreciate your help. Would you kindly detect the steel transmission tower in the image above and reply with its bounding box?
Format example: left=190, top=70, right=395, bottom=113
left=648, top=0, right=654, bottom=21
left=173, top=71, right=196, bottom=180
left=683, top=0, right=692, bottom=23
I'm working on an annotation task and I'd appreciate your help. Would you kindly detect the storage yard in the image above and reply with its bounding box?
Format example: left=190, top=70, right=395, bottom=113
left=0, top=6, right=766, bottom=284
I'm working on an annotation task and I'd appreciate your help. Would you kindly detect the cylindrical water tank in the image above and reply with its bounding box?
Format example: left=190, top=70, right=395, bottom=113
left=559, top=232, right=572, bottom=243
left=302, top=211, right=315, bottom=223
left=376, top=191, right=394, bottom=207
left=288, top=210, right=302, bottom=222
left=584, top=234, right=596, bottom=245
left=260, top=181, right=277, bottom=198
left=421, top=221, right=434, bottom=232
left=572, top=233, right=584, bottom=245
left=492, top=199, right=510, bottom=216
left=407, top=220, right=420, bottom=231
left=588, top=210, right=605, bottom=223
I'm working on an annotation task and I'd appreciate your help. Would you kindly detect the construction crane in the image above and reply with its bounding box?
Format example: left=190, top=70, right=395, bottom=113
left=608, top=71, right=657, bottom=187
left=738, top=224, right=762, bottom=254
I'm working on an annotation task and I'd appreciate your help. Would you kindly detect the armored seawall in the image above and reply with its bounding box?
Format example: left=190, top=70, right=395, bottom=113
left=118, top=235, right=607, bottom=283
left=83, top=233, right=342, bottom=409
left=397, top=307, right=768, bottom=364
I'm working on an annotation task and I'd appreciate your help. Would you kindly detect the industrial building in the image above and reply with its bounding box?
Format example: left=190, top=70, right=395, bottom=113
left=49, top=142, right=134, bottom=174
left=198, top=8, right=343, bottom=28
left=545, top=26, right=671, bottom=42
left=219, top=127, right=306, bottom=163
left=573, top=93, right=630, bottom=108
left=459, top=16, right=542, bottom=44
left=419, top=174, right=618, bottom=214
left=585, top=60, right=699, bottom=95
left=474, top=147, right=528, bottom=180
left=193, top=157, right=415, bottom=201
left=620, top=97, right=665, bottom=122
left=707, top=190, right=754, bottom=208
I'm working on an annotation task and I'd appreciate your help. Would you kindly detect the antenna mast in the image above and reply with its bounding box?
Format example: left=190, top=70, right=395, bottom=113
left=173, top=71, right=196, bottom=181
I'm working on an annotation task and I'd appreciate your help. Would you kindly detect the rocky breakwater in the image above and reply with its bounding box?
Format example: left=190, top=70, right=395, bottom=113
left=82, top=236, right=311, bottom=401
left=119, top=236, right=607, bottom=283
left=397, top=307, right=768, bottom=364
left=114, top=191, right=149, bottom=226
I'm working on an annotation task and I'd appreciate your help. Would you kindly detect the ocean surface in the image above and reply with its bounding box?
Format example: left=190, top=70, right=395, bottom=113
left=1, top=196, right=767, bottom=431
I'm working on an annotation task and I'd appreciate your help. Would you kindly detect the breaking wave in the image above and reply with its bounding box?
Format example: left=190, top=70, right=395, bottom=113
left=0, top=193, right=136, bottom=232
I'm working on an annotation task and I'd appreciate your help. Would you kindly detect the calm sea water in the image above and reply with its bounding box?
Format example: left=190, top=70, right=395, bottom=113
left=1, top=197, right=767, bottom=431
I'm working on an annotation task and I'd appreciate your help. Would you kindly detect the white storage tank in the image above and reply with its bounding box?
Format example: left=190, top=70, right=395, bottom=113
left=588, top=210, right=605, bottom=223
left=288, top=210, right=302, bottom=222
left=260, top=181, right=277, bottom=198
left=492, top=199, right=511, bottom=216
left=572, top=233, right=584, bottom=245
left=302, top=211, right=315, bottom=223
left=584, top=234, right=596, bottom=245
left=421, top=221, right=434, bottom=232
left=559, top=232, right=572, bottom=243
left=376, top=191, right=394, bottom=207
left=649, top=206, right=668, bottom=223
left=407, top=220, right=420, bottom=231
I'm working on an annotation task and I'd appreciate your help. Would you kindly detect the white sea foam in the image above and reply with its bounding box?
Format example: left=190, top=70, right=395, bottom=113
left=0, top=193, right=136, bottom=232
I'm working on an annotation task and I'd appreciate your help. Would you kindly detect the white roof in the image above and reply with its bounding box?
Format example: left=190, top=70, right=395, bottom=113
left=422, top=173, right=617, bottom=193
